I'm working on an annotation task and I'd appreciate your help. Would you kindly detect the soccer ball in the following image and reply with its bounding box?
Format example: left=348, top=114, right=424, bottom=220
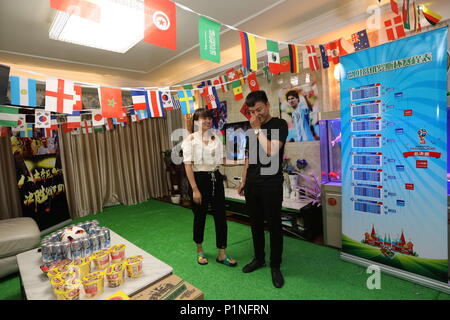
left=60, top=226, right=87, bottom=243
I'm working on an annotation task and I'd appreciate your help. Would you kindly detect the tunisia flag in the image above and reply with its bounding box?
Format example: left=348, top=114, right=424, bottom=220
left=99, top=87, right=124, bottom=118
left=144, top=0, right=176, bottom=50
left=247, top=72, right=260, bottom=92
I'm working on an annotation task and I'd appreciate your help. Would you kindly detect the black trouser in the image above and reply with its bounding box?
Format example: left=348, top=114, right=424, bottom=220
left=244, top=182, right=283, bottom=268
left=189, top=170, right=227, bottom=249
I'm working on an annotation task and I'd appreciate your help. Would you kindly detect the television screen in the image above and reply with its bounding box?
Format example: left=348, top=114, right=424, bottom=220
left=224, top=121, right=250, bottom=160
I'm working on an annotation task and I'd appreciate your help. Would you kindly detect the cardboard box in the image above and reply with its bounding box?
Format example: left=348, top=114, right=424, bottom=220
left=131, top=274, right=203, bottom=300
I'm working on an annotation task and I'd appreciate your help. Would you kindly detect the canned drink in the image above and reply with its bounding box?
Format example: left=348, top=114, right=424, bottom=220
left=90, top=235, right=100, bottom=252
left=41, top=242, right=52, bottom=263
left=71, top=240, right=84, bottom=259
left=82, top=221, right=92, bottom=233
left=91, top=220, right=99, bottom=227
left=82, top=238, right=93, bottom=256
left=98, top=232, right=107, bottom=250
left=101, top=229, right=111, bottom=248
left=55, top=230, right=64, bottom=242
left=50, top=243, right=62, bottom=262
left=61, top=242, right=72, bottom=260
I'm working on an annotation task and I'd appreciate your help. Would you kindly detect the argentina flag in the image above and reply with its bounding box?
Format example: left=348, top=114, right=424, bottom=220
left=10, top=76, right=37, bottom=107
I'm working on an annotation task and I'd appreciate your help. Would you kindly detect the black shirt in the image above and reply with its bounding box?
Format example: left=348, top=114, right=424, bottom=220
left=245, top=117, right=288, bottom=185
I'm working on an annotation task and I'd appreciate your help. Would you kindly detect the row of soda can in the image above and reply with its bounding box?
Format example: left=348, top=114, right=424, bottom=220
left=41, top=221, right=111, bottom=264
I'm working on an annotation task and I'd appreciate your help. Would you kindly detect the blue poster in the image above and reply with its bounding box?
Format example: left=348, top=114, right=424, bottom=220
left=340, top=27, right=448, bottom=283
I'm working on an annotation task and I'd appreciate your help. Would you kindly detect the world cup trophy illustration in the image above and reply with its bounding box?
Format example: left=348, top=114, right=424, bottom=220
left=417, top=129, right=427, bottom=145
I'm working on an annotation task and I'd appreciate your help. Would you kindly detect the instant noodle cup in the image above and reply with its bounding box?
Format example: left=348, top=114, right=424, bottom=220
left=125, top=255, right=143, bottom=278
left=53, top=287, right=66, bottom=300
left=92, top=249, right=110, bottom=270
left=73, top=257, right=91, bottom=279
left=47, top=267, right=60, bottom=280
left=62, top=279, right=81, bottom=300
left=109, top=244, right=126, bottom=263
left=82, top=271, right=105, bottom=299
left=105, top=263, right=125, bottom=288
left=50, top=275, right=65, bottom=291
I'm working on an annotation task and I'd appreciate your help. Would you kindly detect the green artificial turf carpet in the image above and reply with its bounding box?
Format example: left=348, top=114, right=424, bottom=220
left=1, top=199, right=449, bottom=300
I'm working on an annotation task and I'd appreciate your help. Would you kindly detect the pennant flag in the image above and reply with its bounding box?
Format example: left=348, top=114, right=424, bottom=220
left=416, top=3, right=422, bottom=31
left=266, top=40, right=281, bottom=73
left=239, top=31, right=258, bottom=71
left=99, top=87, right=123, bottom=118
left=390, top=0, right=399, bottom=14
left=0, top=64, right=11, bottom=105
left=226, top=68, right=239, bottom=82
left=384, top=15, right=406, bottom=41
left=302, top=45, right=320, bottom=71
left=288, top=44, right=299, bottom=73
left=13, top=115, right=27, bottom=132
left=160, top=88, right=174, bottom=110
left=351, top=30, right=370, bottom=51
left=402, top=0, right=410, bottom=30
left=135, top=109, right=149, bottom=120
left=147, top=90, right=165, bottom=117
left=262, top=66, right=272, bottom=83
left=144, top=0, right=176, bottom=50
left=198, top=80, right=211, bottom=97
left=43, top=127, right=54, bottom=138
left=131, top=90, right=149, bottom=111
left=171, top=94, right=181, bottom=110
left=237, top=68, right=246, bottom=85
left=10, top=76, right=37, bottom=107
left=247, top=72, right=260, bottom=92
left=91, top=109, right=105, bottom=126
left=212, top=75, right=228, bottom=93
left=203, top=86, right=220, bottom=110
left=73, top=85, right=82, bottom=110
left=198, top=16, right=221, bottom=63
left=326, top=40, right=340, bottom=65
left=279, top=56, right=290, bottom=73
left=45, top=78, right=74, bottom=114
left=232, top=82, right=244, bottom=101
left=240, top=102, right=251, bottom=120
left=0, top=105, right=20, bottom=127
left=177, top=90, right=195, bottom=115
left=71, top=127, right=81, bottom=135
left=0, top=126, right=10, bottom=137
left=129, top=109, right=138, bottom=122
left=20, top=124, right=34, bottom=138
left=319, top=44, right=329, bottom=69
left=422, top=6, right=442, bottom=26
left=62, top=122, right=74, bottom=133
left=338, top=37, right=354, bottom=56
left=81, top=119, right=93, bottom=134
left=35, top=110, right=51, bottom=128
left=66, top=110, right=82, bottom=128
left=50, top=0, right=101, bottom=22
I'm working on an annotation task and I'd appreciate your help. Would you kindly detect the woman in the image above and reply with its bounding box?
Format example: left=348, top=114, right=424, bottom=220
left=181, top=108, right=237, bottom=267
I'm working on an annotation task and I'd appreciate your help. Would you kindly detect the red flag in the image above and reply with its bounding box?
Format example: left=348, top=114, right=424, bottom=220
left=73, top=85, right=82, bottom=111
left=326, top=40, right=340, bottom=65
left=0, top=126, right=10, bottom=137
left=50, top=0, right=101, bottom=22
left=99, top=87, right=124, bottom=118
left=384, top=15, right=406, bottom=41
left=279, top=56, right=290, bottom=73
left=240, top=102, right=251, bottom=120
left=226, top=68, right=239, bottom=82
left=144, top=0, right=176, bottom=50
left=247, top=72, right=260, bottom=92
left=390, top=0, right=399, bottom=14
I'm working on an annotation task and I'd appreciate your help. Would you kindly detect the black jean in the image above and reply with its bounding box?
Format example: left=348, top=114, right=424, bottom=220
left=244, top=182, right=283, bottom=268
left=189, top=170, right=227, bottom=249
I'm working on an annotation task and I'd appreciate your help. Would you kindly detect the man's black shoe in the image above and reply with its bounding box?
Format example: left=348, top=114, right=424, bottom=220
left=271, top=268, right=284, bottom=288
left=242, top=259, right=266, bottom=273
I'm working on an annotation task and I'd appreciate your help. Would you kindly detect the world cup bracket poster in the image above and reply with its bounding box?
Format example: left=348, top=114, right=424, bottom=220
left=340, top=27, right=448, bottom=283
left=10, top=132, right=71, bottom=231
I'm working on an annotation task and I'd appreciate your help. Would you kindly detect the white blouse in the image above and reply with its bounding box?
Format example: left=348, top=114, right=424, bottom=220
left=181, top=131, right=225, bottom=172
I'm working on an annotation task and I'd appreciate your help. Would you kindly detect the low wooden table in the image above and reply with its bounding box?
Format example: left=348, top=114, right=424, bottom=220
left=17, top=229, right=173, bottom=300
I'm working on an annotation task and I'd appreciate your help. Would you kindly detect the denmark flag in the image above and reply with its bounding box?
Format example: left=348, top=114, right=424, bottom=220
left=144, top=0, right=176, bottom=50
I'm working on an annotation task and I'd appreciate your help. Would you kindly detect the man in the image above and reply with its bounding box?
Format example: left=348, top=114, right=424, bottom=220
left=286, top=90, right=313, bottom=141
left=237, top=90, right=288, bottom=288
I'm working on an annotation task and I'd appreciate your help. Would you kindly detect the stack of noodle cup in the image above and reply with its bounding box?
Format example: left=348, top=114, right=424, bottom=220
left=73, top=257, right=91, bottom=279
left=125, top=255, right=144, bottom=278
left=54, top=279, right=81, bottom=300
left=109, top=244, right=126, bottom=263
left=82, top=271, right=105, bottom=299
left=92, top=249, right=110, bottom=270
left=105, top=263, right=125, bottom=288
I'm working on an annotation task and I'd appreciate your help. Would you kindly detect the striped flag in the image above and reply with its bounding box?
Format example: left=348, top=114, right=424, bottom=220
left=0, top=126, right=10, bottom=137
left=402, top=0, right=411, bottom=30
left=135, top=109, right=149, bottom=120
left=35, top=110, right=51, bottom=128
left=212, top=75, right=228, bottom=93
left=239, top=31, right=258, bottom=71
left=288, top=44, right=299, bottom=73
left=105, top=118, right=114, bottom=131
left=147, top=90, right=165, bottom=118
left=73, top=85, right=82, bottom=110
left=422, top=6, right=442, bottom=26
left=319, top=44, right=329, bottom=69
left=0, top=105, right=20, bottom=127
left=203, top=86, right=220, bottom=110
left=266, top=40, right=281, bottom=73
left=177, top=90, right=195, bottom=115
left=131, top=90, right=149, bottom=111
left=66, top=110, right=81, bottom=128
left=303, top=45, right=320, bottom=71
left=10, top=76, right=37, bottom=107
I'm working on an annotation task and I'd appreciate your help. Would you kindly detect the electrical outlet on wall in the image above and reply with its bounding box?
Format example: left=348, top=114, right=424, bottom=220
left=233, top=176, right=242, bottom=182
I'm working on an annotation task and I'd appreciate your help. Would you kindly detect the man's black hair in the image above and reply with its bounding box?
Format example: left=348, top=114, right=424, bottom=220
left=285, top=90, right=299, bottom=100
left=245, top=90, right=269, bottom=107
